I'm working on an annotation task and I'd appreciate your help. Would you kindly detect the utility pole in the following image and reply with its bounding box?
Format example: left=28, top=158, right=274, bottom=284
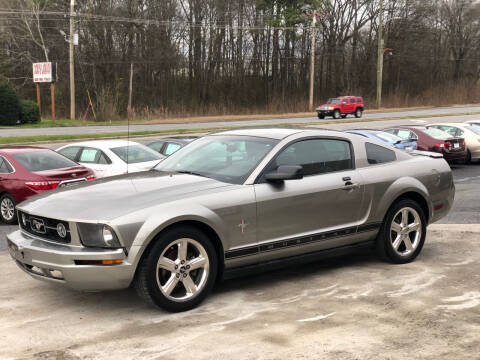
left=127, top=63, right=133, bottom=116
left=309, top=11, right=317, bottom=112
left=376, top=0, right=383, bottom=109
left=69, top=0, right=75, bottom=119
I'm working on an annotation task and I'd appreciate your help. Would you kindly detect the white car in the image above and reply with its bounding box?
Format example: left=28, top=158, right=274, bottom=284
left=56, top=140, right=164, bottom=178
left=429, top=122, right=480, bottom=162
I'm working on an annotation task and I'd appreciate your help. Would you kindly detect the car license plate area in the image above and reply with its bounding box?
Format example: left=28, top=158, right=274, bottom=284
left=453, top=143, right=459, bottom=149
left=59, top=179, right=86, bottom=188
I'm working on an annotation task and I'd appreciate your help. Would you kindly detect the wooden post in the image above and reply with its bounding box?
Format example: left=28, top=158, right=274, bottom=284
left=36, top=83, right=41, bottom=109
left=50, top=83, right=56, bottom=123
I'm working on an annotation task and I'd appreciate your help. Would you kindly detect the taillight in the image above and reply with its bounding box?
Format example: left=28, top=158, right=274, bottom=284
left=25, top=181, right=60, bottom=191
left=461, top=140, right=466, bottom=146
left=435, top=143, right=445, bottom=148
left=86, top=175, right=96, bottom=181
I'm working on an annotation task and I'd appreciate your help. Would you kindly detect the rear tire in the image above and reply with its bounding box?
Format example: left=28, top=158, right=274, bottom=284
left=134, top=225, right=218, bottom=312
left=376, top=199, right=426, bottom=264
left=0, top=194, right=17, bottom=224
left=355, top=108, right=363, bottom=118
left=466, top=149, right=472, bottom=164
left=333, top=110, right=341, bottom=119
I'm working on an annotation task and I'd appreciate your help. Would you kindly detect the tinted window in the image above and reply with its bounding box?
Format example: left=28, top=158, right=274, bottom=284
left=58, top=146, right=80, bottom=161
left=366, top=143, right=397, bottom=165
left=155, top=135, right=278, bottom=184
left=328, top=99, right=341, bottom=104
left=350, top=99, right=356, bottom=104
left=111, top=145, right=163, bottom=164
left=148, top=141, right=165, bottom=153
left=357, top=98, right=363, bottom=103
left=164, top=142, right=182, bottom=156
left=271, top=139, right=353, bottom=176
left=13, top=151, right=78, bottom=172
left=0, top=156, right=13, bottom=174
left=342, top=100, right=348, bottom=104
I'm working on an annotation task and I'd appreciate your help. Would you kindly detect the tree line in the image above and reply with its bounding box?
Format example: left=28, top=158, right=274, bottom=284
left=0, top=0, right=479, bottom=121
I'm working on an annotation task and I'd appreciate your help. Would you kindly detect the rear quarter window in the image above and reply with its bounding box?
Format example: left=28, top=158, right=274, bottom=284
left=366, top=143, right=397, bottom=165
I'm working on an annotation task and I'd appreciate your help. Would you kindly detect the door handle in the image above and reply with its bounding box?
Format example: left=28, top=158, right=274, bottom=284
left=343, top=181, right=360, bottom=190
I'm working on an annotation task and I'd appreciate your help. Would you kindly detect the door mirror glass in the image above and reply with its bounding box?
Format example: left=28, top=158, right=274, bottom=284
left=265, top=165, right=304, bottom=182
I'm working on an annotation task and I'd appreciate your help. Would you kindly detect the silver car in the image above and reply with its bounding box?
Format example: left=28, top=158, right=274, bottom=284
left=7, top=128, right=455, bottom=312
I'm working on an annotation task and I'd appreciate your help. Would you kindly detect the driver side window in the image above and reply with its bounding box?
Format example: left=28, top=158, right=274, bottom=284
left=268, top=139, right=353, bottom=176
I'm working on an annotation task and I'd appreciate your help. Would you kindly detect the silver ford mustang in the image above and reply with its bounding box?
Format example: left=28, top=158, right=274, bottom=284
left=7, top=128, right=454, bottom=312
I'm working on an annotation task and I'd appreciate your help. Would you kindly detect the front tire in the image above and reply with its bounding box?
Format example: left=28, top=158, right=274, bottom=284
left=333, top=110, right=341, bottom=119
left=134, top=225, right=218, bottom=312
left=318, top=113, right=325, bottom=120
left=0, top=194, right=17, bottom=224
left=376, top=199, right=426, bottom=264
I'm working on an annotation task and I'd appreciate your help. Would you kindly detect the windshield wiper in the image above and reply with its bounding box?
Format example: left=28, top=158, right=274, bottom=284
left=175, top=170, right=209, bottom=178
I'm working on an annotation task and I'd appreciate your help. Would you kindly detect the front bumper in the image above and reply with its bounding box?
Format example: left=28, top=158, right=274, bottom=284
left=7, top=230, right=136, bottom=291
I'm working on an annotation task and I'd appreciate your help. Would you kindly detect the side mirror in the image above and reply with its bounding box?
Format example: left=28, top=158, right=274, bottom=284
left=265, top=165, right=304, bottom=182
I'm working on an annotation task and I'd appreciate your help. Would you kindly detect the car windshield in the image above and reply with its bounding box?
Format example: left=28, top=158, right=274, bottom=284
left=110, top=145, right=162, bottom=164
left=423, top=128, right=453, bottom=140
left=13, top=150, right=79, bottom=172
left=327, top=98, right=341, bottom=104
left=154, top=135, right=279, bottom=184
left=375, top=132, right=403, bottom=143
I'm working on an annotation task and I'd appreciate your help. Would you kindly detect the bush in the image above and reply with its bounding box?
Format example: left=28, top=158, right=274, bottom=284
left=19, top=100, right=41, bottom=124
left=0, top=81, right=20, bottom=125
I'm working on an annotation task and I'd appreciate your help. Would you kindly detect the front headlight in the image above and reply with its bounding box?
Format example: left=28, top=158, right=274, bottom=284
left=329, top=106, right=334, bottom=110
left=77, top=223, right=122, bottom=248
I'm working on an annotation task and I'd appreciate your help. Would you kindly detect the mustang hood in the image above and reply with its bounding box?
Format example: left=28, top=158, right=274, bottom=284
left=18, top=171, right=233, bottom=221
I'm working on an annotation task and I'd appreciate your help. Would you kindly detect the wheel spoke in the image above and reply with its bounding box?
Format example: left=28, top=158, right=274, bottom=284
left=404, top=236, right=414, bottom=251
left=162, top=274, right=179, bottom=296
left=391, top=222, right=402, bottom=233
left=157, top=256, right=176, bottom=273
left=182, top=275, right=197, bottom=294
left=401, top=209, right=409, bottom=227
left=392, top=235, right=403, bottom=250
left=178, top=239, right=188, bottom=261
left=187, top=256, right=206, bottom=271
left=407, top=222, right=420, bottom=233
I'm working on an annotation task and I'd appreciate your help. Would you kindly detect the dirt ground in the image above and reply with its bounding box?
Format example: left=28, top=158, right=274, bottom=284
left=1, top=224, right=479, bottom=360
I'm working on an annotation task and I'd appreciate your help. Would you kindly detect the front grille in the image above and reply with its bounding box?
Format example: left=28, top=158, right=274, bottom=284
left=18, top=211, right=71, bottom=244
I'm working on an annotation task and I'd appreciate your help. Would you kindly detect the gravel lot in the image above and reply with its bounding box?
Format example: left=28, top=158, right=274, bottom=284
left=1, top=225, right=479, bottom=360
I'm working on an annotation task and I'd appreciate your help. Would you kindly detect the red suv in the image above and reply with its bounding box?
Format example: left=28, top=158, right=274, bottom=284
left=316, top=96, right=364, bottom=120
left=0, top=147, right=95, bottom=224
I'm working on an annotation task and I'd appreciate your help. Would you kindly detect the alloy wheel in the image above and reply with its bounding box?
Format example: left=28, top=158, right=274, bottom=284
left=156, top=238, right=210, bottom=302
left=390, top=207, right=422, bottom=256
left=1, top=197, right=15, bottom=221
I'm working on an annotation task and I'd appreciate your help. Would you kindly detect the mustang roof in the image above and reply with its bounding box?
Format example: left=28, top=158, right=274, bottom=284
left=214, top=127, right=346, bottom=140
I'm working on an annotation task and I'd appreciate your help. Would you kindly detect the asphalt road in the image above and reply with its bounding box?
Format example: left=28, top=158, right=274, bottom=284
left=1, top=104, right=480, bottom=138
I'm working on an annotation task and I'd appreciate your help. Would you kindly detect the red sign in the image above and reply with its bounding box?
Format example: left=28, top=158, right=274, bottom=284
left=33, top=62, right=56, bottom=83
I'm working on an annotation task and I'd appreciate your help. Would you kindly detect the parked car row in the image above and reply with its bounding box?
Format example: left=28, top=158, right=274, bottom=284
left=347, top=121, right=480, bottom=164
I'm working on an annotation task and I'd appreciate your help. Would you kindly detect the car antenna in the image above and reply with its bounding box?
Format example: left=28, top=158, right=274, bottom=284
left=127, top=109, right=130, bottom=174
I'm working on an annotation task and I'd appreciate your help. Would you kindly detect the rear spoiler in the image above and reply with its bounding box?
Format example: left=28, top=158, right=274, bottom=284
left=409, top=150, right=444, bottom=159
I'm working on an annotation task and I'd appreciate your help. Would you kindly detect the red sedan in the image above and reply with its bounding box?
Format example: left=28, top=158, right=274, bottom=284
left=0, top=147, right=95, bottom=224
left=384, top=126, right=467, bottom=163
